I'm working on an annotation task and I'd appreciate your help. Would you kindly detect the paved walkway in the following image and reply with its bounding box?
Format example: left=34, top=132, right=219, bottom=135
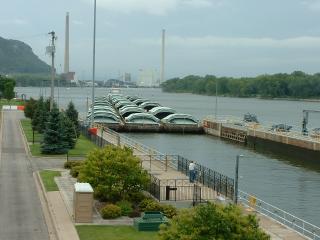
left=0, top=111, right=49, bottom=239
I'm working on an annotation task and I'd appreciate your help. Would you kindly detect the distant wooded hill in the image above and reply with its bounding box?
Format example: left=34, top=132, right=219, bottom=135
left=161, top=71, right=320, bottom=99
left=0, top=36, right=50, bottom=74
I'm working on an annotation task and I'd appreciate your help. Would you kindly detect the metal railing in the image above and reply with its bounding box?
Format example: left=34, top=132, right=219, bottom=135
left=239, top=191, right=320, bottom=240
left=84, top=125, right=235, bottom=200
left=175, top=155, right=234, bottom=200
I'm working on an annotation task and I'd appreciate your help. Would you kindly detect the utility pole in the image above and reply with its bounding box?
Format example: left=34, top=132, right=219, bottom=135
left=48, top=31, right=57, bottom=111
left=160, top=29, right=166, bottom=85
left=215, top=79, right=218, bottom=119
left=91, top=0, right=97, bottom=127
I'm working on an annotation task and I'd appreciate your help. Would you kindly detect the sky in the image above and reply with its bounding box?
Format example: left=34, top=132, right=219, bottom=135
left=2, top=0, right=320, bottom=80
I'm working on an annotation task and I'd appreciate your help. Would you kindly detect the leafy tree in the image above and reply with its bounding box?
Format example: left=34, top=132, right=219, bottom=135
left=78, top=146, right=149, bottom=202
left=60, top=113, right=77, bottom=149
left=3, top=80, right=15, bottom=101
left=24, top=98, right=38, bottom=119
left=41, top=106, right=67, bottom=154
left=65, top=101, right=80, bottom=137
left=0, top=75, right=15, bottom=100
left=159, top=203, right=270, bottom=240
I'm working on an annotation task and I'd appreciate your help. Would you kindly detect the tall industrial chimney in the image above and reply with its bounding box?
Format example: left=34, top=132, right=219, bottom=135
left=64, top=12, right=70, bottom=74
left=160, top=29, right=165, bottom=84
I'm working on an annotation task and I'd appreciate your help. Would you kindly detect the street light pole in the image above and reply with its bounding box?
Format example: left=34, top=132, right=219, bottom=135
left=48, top=31, right=56, bottom=111
left=234, top=154, right=243, bottom=204
left=215, top=78, right=218, bottom=119
left=90, top=0, right=97, bottom=127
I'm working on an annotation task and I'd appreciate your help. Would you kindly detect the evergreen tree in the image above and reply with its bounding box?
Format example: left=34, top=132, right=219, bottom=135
left=65, top=101, right=80, bottom=137
left=24, top=98, right=37, bottom=119
left=31, top=97, right=43, bottom=132
left=41, top=106, right=67, bottom=154
left=60, top=113, right=77, bottom=149
left=34, top=97, right=48, bottom=134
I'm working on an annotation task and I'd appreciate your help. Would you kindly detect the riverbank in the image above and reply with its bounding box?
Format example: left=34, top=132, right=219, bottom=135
left=162, top=90, right=320, bottom=102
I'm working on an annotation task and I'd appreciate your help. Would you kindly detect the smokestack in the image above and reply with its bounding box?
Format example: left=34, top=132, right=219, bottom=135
left=64, top=12, right=70, bottom=74
left=160, top=29, right=165, bottom=84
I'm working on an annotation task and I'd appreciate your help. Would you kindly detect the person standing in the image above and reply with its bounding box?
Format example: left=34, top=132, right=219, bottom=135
left=189, top=161, right=196, bottom=183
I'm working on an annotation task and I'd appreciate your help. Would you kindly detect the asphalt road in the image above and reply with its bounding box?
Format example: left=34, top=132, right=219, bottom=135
left=0, top=111, right=49, bottom=240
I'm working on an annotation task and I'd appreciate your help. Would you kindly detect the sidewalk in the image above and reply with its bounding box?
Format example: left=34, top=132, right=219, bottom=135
left=35, top=171, right=80, bottom=240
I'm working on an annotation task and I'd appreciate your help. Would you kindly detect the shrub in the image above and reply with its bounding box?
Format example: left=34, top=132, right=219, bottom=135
left=64, top=160, right=84, bottom=169
left=127, top=191, right=148, bottom=204
left=161, top=204, right=178, bottom=218
left=70, top=165, right=82, bottom=178
left=78, top=146, right=149, bottom=201
left=139, top=198, right=162, bottom=212
left=101, top=204, right=122, bottom=219
left=128, top=209, right=141, bottom=218
left=116, top=200, right=133, bottom=216
left=159, top=203, right=270, bottom=240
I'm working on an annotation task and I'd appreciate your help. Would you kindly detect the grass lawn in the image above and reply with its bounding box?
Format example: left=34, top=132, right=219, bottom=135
left=39, top=170, right=61, bottom=191
left=29, top=135, right=97, bottom=157
left=21, top=119, right=97, bottom=157
left=76, top=226, right=159, bottom=240
left=68, top=135, right=97, bottom=156
left=20, top=119, right=43, bottom=142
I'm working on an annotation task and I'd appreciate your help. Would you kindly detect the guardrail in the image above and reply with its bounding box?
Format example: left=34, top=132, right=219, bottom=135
left=239, top=191, right=320, bottom=240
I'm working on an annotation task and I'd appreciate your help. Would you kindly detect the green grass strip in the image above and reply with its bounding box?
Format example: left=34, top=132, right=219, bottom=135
left=39, top=170, right=61, bottom=192
left=76, top=225, right=159, bottom=240
left=20, top=119, right=43, bottom=142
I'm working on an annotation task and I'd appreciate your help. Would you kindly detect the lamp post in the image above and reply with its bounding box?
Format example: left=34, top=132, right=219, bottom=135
left=215, top=78, right=218, bottom=119
left=90, top=0, right=97, bottom=127
left=234, top=154, right=244, bottom=204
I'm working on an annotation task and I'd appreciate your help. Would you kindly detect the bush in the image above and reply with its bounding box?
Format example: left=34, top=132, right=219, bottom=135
left=70, top=165, right=82, bottom=178
left=116, top=200, right=133, bottom=216
left=139, top=199, right=178, bottom=218
left=139, top=198, right=163, bottom=212
left=161, top=204, right=178, bottom=218
left=78, top=146, right=149, bottom=201
left=128, top=209, right=141, bottom=218
left=101, top=204, right=122, bottom=219
left=127, top=191, right=148, bottom=204
left=64, top=160, right=84, bottom=169
left=159, top=203, right=270, bottom=240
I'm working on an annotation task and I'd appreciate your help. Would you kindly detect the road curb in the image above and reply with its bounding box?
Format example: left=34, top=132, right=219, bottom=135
left=19, top=119, right=33, bottom=158
left=34, top=171, right=59, bottom=240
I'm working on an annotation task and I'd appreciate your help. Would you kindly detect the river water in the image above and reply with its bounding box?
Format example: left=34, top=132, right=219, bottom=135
left=16, top=87, right=320, bottom=226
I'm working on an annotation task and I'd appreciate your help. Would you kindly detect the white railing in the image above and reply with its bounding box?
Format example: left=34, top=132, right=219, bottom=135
left=239, top=190, right=320, bottom=240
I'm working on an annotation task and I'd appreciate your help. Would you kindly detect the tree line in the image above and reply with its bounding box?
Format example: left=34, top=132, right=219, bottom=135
left=161, top=71, right=320, bottom=99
